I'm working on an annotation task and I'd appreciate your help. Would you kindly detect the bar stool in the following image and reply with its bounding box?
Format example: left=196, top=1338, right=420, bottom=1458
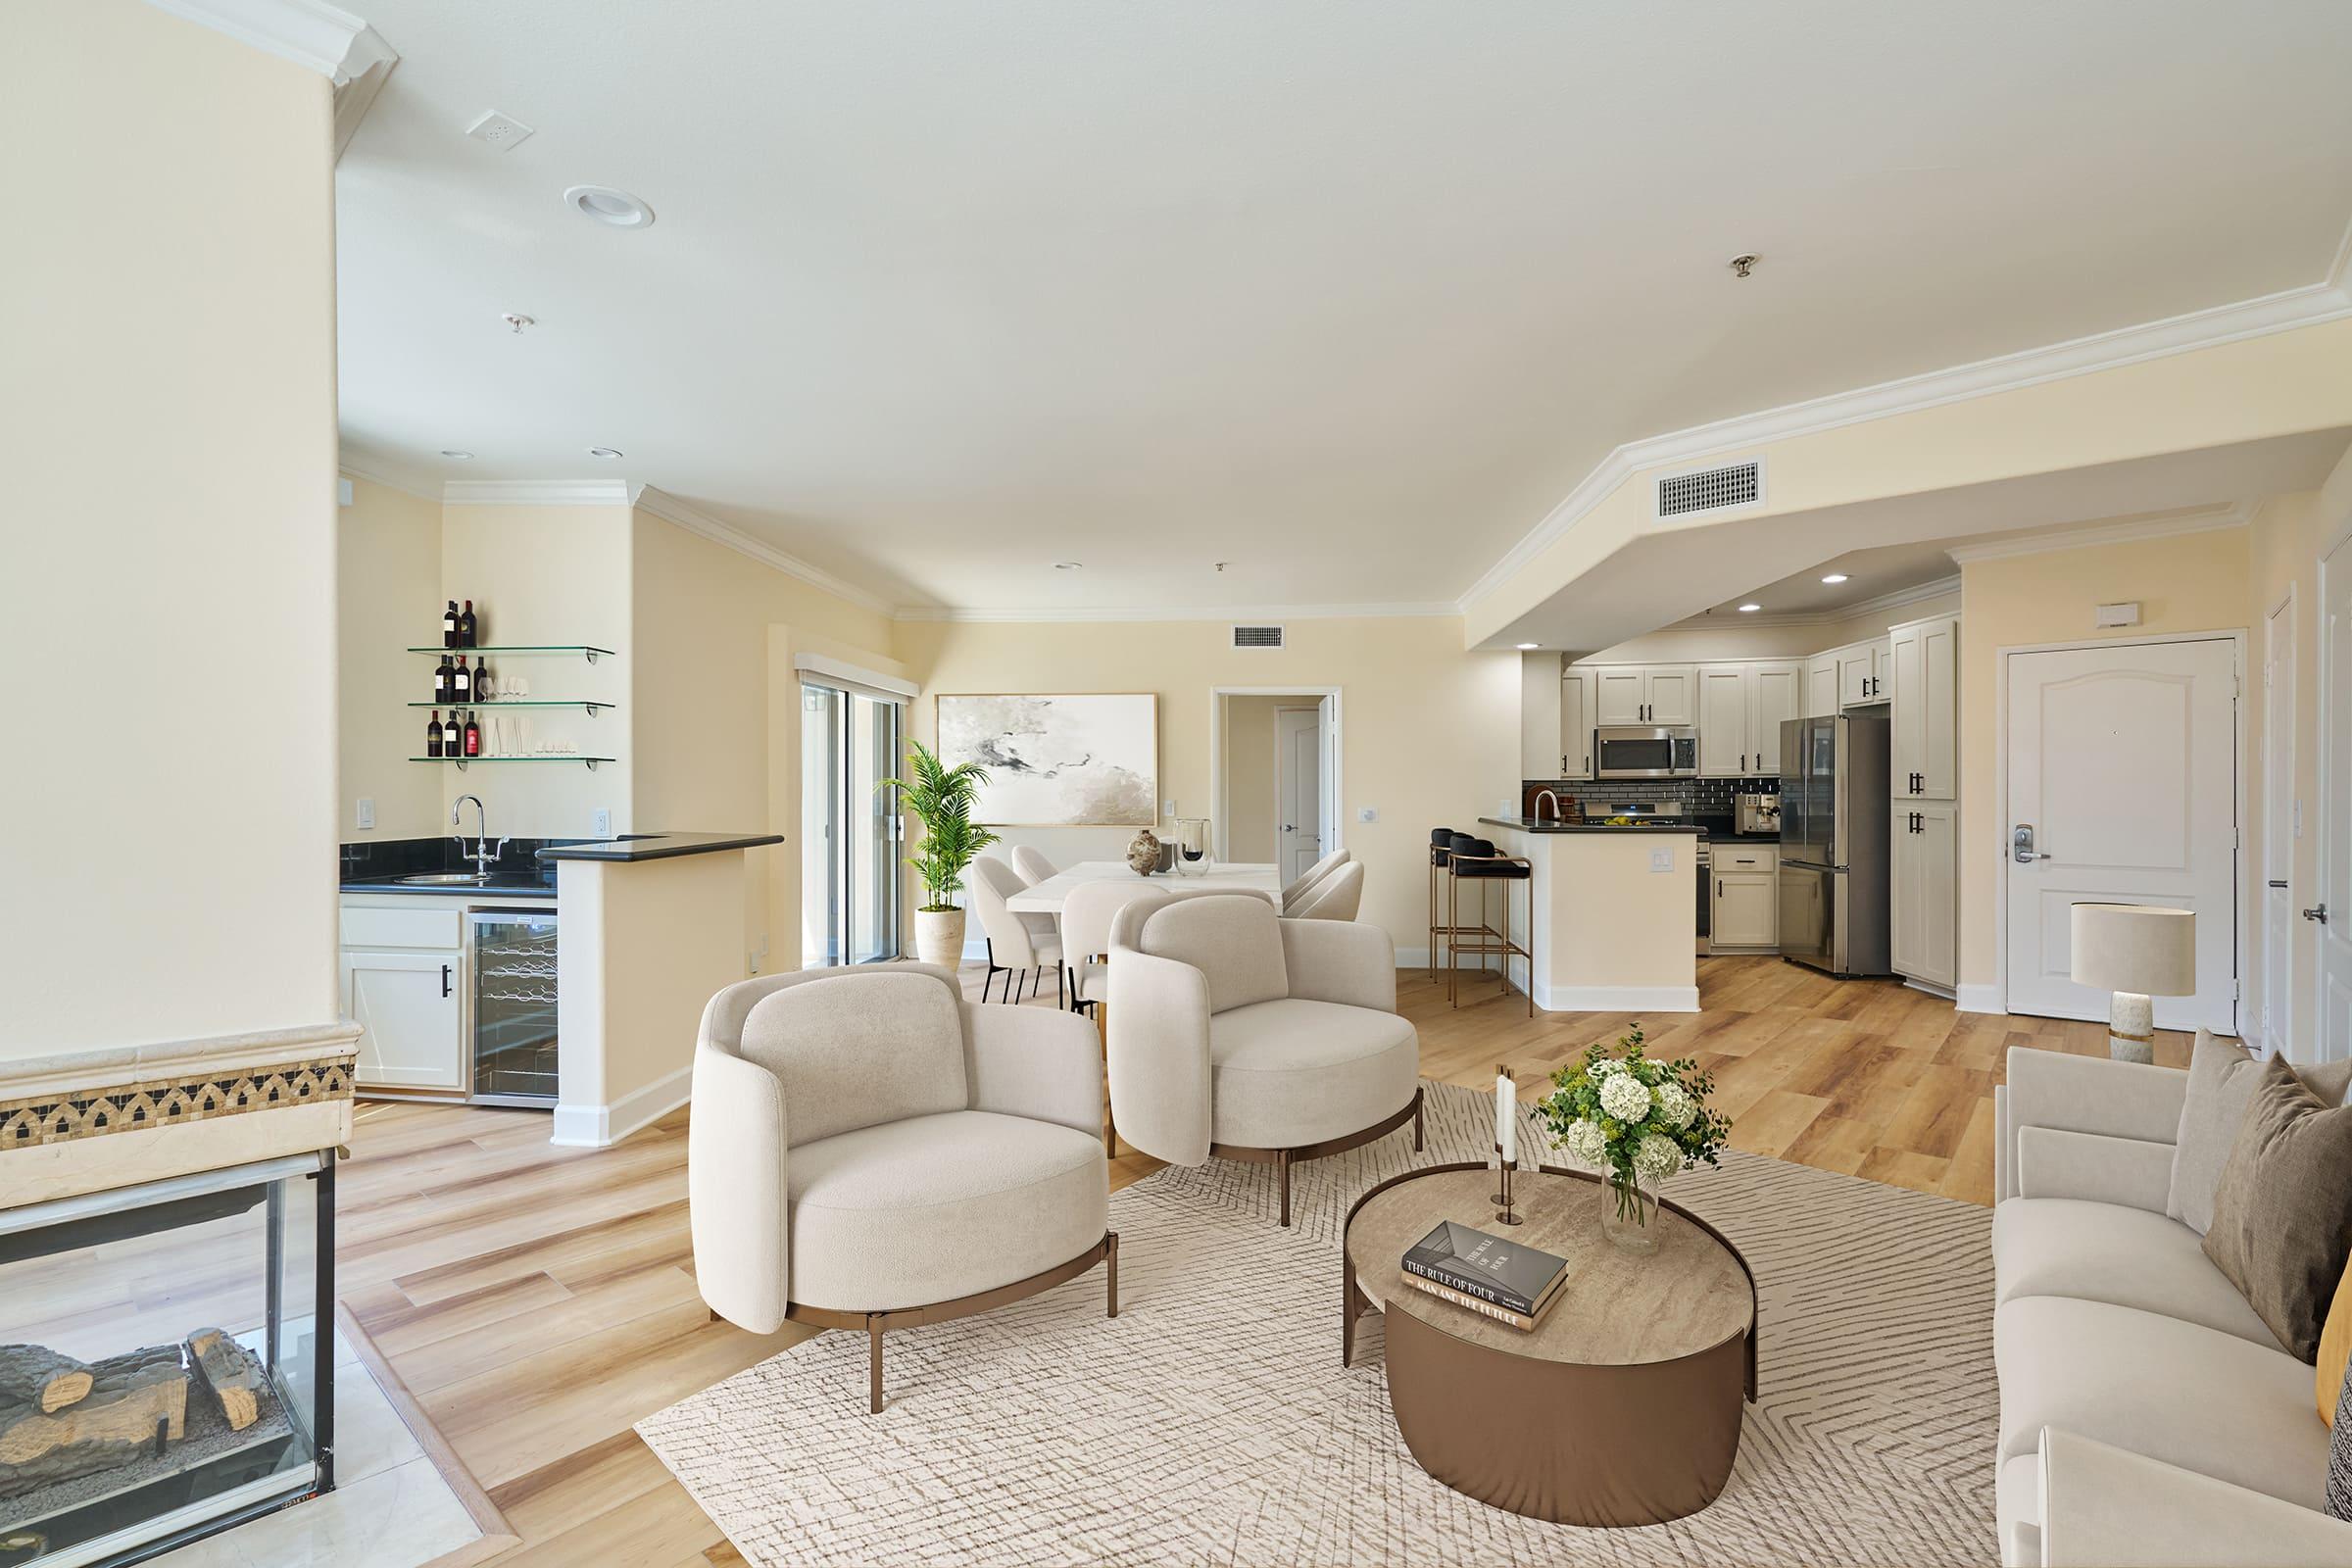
left=1428, top=827, right=1478, bottom=982
left=1443, top=833, right=1534, bottom=1014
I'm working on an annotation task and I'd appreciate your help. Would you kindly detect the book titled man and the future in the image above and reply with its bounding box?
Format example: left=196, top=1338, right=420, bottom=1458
left=1399, top=1220, right=1570, bottom=1332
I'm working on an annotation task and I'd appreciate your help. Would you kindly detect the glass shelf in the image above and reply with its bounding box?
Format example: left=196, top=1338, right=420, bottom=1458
left=407, top=701, right=614, bottom=714
left=411, top=756, right=612, bottom=770
left=406, top=644, right=616, bottom=662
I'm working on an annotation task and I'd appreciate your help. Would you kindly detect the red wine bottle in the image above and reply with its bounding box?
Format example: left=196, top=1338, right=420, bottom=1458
left=426, top=710, right=444, bottom=759
left=463, top=712, right=481, bottom=758
left=443, top=601, right=461, bottom=648
left=459, top=599, right=477, bottom=648
left=452, top=655, right=472, bottom=703
left=433, top=655, right=453, bottom=703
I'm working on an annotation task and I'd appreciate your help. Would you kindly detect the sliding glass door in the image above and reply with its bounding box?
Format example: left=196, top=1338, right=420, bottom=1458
left=801, top=682, right=904, bottom=966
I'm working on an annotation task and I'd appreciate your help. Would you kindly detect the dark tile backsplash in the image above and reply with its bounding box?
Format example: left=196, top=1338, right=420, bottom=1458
left=339, top=835, right=574, bottom=887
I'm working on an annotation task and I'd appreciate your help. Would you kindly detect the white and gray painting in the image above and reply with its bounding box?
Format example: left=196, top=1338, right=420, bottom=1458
left=937, top=694, right=1157, bottom=826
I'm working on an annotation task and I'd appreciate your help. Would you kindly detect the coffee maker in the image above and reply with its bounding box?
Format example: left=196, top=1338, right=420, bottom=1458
left=1734, top=791, right=1781, bottom=836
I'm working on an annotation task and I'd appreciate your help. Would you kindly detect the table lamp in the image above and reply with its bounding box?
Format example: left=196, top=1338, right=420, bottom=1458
left=2070, top=903, right=2194, bottom=1064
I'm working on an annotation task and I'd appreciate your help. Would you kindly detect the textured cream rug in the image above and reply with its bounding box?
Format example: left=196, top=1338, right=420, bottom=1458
left=640, top=1080, right=1995, bottom=1566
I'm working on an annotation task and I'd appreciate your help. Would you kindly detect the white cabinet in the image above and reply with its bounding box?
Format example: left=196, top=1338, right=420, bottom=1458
left=1712, top=846, right=1779, bottom=951
left=1888, top=613, right=1959, bottom=801
left=1696, top=662, right=1804, bottom=777
left=1890, top=800, right=1959, bottom=989
left=1590, top=664, right=1695, bottom=726
left=1559, top=667, right=1594, bottom=780
left=1749, top=662, right=1803, bottom=775
left=1521, top=652, right=1563, bottom=778
left=1804, top=652, right=1839, bottom=718
left=1837, top=639, right=1890, bottom=708
left=343, top=948, right=464, bottom=1091
left=1643, top=664, right=1697, bottom=726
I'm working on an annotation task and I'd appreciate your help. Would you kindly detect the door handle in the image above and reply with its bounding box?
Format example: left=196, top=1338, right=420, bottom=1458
left=2306, top=905, right=2330, bottom=925
left=442, top=963, right=453, bottom=998
left=2012, top=823, right=2049, bottom=863
left=1740, top=754, right=1746, bottom=772
left=2269, top=879, right=2289, bottom=889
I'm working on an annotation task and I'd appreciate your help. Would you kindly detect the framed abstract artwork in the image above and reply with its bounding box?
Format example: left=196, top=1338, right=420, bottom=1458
left=934, top=693, right=1159, bottom=826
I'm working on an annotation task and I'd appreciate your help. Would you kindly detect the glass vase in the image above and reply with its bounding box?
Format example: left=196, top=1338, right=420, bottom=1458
left=1599, top=1170, right=1664, bottom=1253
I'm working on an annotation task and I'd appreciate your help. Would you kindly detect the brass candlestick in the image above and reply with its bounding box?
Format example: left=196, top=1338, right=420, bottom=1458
left=1495, top=1159, right=1522, bottom=1226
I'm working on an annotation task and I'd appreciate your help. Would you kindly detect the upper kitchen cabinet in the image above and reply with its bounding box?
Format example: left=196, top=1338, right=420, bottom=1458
left=1521, top=652, right=1564, bottom=778
left=1560, top=666, right=1594, bottom=780
left=1696, top=662, right=1803, bottom=777
left=1888, top=612, right=1959, bottom=800
left=1838, top=637, right=1891, bottom=708
left=1749, top=661, right=1803, bottom=774
left=1804, top=651, right=1839, bottom=718
left=1592, top=663, right=1696, bottom=725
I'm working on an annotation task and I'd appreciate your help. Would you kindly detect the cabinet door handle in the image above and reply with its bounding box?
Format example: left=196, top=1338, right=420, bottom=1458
left=442, top=963, right=453, bottom=998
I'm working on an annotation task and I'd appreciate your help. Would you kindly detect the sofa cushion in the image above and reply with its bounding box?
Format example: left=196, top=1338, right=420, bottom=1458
left=1996, top=1451, right=2040, bottom=1541
left=1992, top=1198, right=2282, bottom=1350
left=2168, top=1031, right=2352, bottom=1235
left=787, top=1109, right=1106, bottom=1312
left=1137, top=894, right=1290, bottom=1014
left=1206, top=998, right=1418, bottom=1150
left=2204, top=1056, right=2352, bottom=1362
left=741, top=969, right=966, bottom=1146
left=1994, top=1295, right=2329, bottom=1510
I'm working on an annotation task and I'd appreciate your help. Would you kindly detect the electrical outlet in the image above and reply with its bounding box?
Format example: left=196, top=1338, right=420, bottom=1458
left=355, top=797, right=375, bottom=830
left=1649, top=848, right=1676, bottom=873
left=1357, top=806, right=1378, bottom=823
left=592, top=808, right=612, bottom=838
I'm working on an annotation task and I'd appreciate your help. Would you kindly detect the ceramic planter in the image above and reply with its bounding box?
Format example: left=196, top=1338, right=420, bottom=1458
left=914, top=906, right=966, bottom=969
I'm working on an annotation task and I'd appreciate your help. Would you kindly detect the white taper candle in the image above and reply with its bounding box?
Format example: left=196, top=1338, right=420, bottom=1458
left=1496, top=1069, right=1516, bottom=1164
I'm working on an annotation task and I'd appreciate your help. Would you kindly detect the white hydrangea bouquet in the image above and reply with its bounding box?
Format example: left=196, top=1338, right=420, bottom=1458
left=1534, top=1025, right=1730, bottom=1248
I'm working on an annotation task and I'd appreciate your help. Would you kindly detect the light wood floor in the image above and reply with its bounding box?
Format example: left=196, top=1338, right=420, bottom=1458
left=339, top=955, right=2187, bottom=1564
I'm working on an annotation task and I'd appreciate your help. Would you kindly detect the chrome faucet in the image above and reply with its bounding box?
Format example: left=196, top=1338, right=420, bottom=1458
left=1533, top=789, right=1563, bottom=823
left=451, top=794, right=509, bottom=878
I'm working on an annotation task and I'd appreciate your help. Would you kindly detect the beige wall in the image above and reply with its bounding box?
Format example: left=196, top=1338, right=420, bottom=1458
left=1219, top=695, right=1316, bottom=864
left=895, top=617, right=1519, bottom=959
left=2, top=0, right=338, bottom=1057
left=1955, top=526, right=2252, bottom=994
left=339, top=474, right=444, bottom=839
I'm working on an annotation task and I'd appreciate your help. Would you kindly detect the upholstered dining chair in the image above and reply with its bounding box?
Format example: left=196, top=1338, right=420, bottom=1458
left=690, top=964, right=1116, bottom=1413
left=1280, top=849, right=1350, bottom=914
left=1009, top=845, right=1059, bottom=887
left=968, top=857, right=1065, bottom=1004
left=1104, top=894, right=1421, bottom=1226
left=1287, top=860, right=1364, bottom=921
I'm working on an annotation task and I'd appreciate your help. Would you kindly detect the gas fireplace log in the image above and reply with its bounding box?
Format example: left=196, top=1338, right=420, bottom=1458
left=182, top=1329, right=265, bottom=1433
left=0, top=1345, right=95, bottom=1413
left=0, top=1346, right=187, bottom=1497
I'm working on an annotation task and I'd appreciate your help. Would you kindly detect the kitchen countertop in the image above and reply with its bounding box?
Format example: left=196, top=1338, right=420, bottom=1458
left=1479, top=816, right=1780, bottom=843
left=340, top=874, right=557, bottom=897
left=536, top=830, right=784, bottom=863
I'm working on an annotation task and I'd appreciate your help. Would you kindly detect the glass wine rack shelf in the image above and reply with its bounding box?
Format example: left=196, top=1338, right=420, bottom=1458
left=407, top=700, right=614, bottom=714
left=410, top=755, right=614, bottom=770
left=406, top=644, right=616, bottom=662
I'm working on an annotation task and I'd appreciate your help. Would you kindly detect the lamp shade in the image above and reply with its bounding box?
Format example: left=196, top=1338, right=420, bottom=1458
left=2070, top=903, right=2195, bottom=996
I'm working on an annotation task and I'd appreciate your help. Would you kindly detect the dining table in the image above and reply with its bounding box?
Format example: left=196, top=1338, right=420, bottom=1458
left=1004, top=859, right=1284, bottom=913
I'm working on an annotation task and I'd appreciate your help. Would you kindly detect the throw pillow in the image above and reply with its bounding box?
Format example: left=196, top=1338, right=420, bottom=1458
left=2324, top=1253, right=2352, bottom=1427
left=2331, top=1353, right=2352, bottom=1520
left=2202, top=1056, right=2352, bottom=1362
left=2169, top=1031, right=2352, bottom=1235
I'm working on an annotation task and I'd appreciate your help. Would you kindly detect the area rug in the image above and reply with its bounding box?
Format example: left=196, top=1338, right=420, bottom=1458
left=639, top=1079, right=1995, bottom=1567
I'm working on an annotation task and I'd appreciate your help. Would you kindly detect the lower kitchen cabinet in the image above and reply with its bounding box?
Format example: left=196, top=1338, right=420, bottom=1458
left=1710, top=844, right=1779, bottom=951
left=341, top=947, right=465, bottom=1091
left=1890, top=800, right=1958, bottom=990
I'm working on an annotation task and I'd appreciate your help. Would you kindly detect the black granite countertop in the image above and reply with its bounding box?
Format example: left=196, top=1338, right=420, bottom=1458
left=1478, top=815, right=1781, bottom=843
left=536, top=831, right=784, bottom=863
left=341, top=874, right=558, bottom=898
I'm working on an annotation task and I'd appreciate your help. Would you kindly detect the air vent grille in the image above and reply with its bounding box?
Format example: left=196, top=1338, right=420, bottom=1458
left=1231, top=624, right=1284, bottom=649
left=1656, top=460, right=1763, bottom=519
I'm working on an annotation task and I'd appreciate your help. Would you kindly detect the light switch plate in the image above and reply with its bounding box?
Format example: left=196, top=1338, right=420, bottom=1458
left=1649, top=848, right=1675, bottom=872
left=1163, top=800, right=1178, bottom=818
left=593, top=808, right=612, bottom=838
left=1357, top=807, right=1378, bottom=823
left=355, top=797, right=374, bottom=830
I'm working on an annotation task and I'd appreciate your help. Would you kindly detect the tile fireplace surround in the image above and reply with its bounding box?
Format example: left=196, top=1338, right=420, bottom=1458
left=1, top=1021, right=359, bottom=1567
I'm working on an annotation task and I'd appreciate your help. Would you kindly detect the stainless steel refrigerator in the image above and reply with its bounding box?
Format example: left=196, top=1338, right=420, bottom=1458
left=1777, top=710, right=1892, bottom=978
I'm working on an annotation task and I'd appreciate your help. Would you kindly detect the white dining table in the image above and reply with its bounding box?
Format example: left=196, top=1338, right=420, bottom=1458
left=1004, top=860, right=1284, bottom=913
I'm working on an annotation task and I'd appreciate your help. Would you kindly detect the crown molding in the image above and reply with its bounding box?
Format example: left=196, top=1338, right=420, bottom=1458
left=336, top=464, right=435, bottom=503
left=1942, top=505, right=2250, bottom=564
left=442, top=479, right=633, bottom=507
left=145, top=0, right=393, bottom=83
left=630, top=486, right=897, bottom=617
left=892, top=601, right=1460, bottom=624
left=1457, top=273, right=2352, bottom=616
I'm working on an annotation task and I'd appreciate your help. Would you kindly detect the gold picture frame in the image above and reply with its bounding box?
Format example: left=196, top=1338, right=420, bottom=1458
left=933, top=692, right=1160, bottom=827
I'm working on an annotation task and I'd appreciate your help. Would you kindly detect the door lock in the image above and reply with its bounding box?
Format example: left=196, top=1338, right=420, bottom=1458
left=2012, top=823, right=2050, bottom=863
left=2306, top=905, right=2330, bottom=925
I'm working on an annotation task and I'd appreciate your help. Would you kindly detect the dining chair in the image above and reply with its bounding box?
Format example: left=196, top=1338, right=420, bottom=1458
left=1010, top=846, right=1059, bottom=887
left=967, top=858, right=1066, bottom=1004
left=1280, top=849, right=1350, bottom=914
left=1288, top=860, right=1364, bottom=921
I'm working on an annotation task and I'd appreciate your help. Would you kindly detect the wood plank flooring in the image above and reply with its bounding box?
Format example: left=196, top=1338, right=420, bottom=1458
left=333, top=955, right=2186, bottom=1563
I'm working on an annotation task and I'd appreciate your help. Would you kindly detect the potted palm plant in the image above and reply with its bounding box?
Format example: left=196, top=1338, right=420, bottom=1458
left=878, top=740, right=999, bottom=967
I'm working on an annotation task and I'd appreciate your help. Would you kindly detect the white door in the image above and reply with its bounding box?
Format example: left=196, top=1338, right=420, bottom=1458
left=2318, top=538, right=2352, bottom=1061
left=1643, top=665, right=1698, bottom=726
left=2003, top=637, right=2239, bottom=1031
left=1838, top=646, right=1877, bottom=708
left=1593, top=667, right=1646, bottom=725
left=1697, top=665, right=1749, bottom=777
left=1560, top=669, right=1593, bottom=779
left=1804, top=652, right=1839, bottom=718
left=1750, top=662, right=1803, bottom=776
left=344, top=948, right=465, bottom=1090
left=1276, top=705, right=1323, bottom=881
left=2264, top=594, right=2296, bottom=1053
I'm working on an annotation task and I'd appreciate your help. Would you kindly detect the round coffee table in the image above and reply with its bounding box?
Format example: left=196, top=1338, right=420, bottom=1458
left=1343, top=1162, right=1756, bottom=1526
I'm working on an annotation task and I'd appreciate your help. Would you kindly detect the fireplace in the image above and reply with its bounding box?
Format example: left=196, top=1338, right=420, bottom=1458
left=0, top=1152, right=333, bottom=1566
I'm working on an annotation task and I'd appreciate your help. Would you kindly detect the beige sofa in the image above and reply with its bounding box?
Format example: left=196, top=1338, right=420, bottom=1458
left=1992, top=1046, right=2349, bottom=1565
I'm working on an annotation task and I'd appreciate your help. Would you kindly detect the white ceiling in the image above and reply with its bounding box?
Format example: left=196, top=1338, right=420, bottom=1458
left=1683, top=541, right=1969, bottom=623
left=334, top=1, right=2352, bottom=614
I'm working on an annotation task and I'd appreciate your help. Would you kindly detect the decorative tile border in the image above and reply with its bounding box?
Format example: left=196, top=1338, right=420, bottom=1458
left=0, top=1058, right=356, bottom=1151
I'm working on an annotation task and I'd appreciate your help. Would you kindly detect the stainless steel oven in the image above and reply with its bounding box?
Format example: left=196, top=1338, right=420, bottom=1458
left=1594, top=725, right=1698, bottom=780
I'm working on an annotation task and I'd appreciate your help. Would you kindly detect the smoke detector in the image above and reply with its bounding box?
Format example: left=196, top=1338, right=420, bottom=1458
left=466, top=111, right=536, bottom=152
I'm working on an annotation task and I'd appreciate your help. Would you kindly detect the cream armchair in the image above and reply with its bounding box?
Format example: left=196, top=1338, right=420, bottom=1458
left=1105, top=894, right=1421, bottom=1226
left=691, top=963, right=1116, bottom=1412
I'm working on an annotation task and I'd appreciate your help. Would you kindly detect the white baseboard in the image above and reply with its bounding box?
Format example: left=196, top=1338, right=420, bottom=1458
left=550, top=1062, right=693, bottom=1150
left=1955, top=983, right=2004, bottom=1015
left=1903, top=977, right=1958, bottom=1003
left=1536, top=983, right=1700, bottom=1014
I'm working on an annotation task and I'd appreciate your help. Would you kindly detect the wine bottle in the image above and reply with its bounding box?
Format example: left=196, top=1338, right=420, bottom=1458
left=474, top=662, right=493, bottom=701
left=464, top=712, right=481, bottom=758
left=433, top=655, right=453, bottom=703
left=459, top=599, right=477, bottom=648
left=426, top=710, right=444, bottom=759
left=443, top=601, right=461, bottom=648
left=453, top=655, right=472, bottom=703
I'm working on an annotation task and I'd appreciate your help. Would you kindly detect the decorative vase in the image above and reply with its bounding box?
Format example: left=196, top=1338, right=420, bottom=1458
left=1600, top=1171, right=1664, bottom=1254
left=914, top=906, right=966, bottom=968
left=1126, top=829, right=1163, bottom=876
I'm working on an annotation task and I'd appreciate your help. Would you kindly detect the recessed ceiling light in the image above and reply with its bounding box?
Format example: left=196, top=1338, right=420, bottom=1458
left=1515, top=643, right=1541, bottom=650
left=1821, top=573, right=1849, bottom=584
left=564, top=185, right=655, bottom=229
left=587, top=446, right=623, bottom=459
left=1738, top=603, right=1762, bottom=613
left=438, top=449, right=474, bottom=460
left=1054, top=561, right=1083, bottom=570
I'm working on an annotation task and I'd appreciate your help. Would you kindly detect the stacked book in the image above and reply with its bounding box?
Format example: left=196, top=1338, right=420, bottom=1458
left=1400, top=1220, right=1570, bottom=1331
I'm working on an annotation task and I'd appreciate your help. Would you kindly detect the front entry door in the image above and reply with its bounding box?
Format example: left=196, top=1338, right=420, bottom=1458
left=2319, top=537, right=2352, bottom=1060
left=2004, top=637, right=2238, bottom=1032
left=1276, top=705, right=1323, bottom=881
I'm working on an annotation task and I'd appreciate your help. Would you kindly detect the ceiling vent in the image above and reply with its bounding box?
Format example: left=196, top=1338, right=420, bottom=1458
left=1231, top=624, right=1285, bottom=650
left=1654, top=458, right=1765, bottom=521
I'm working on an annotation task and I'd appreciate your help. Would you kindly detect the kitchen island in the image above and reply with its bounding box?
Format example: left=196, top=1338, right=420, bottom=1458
left=1470, top=817, right=1699, bottom=1013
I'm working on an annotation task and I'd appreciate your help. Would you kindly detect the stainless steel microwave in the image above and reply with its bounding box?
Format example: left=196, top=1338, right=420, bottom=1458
left=1594, top=725, right=1699, bottom=779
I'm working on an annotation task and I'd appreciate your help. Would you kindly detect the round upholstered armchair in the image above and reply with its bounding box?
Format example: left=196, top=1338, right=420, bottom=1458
left=1103, top=894, right=1421, bottom=1226
left=690, top=963, right=1116, bottom=1411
